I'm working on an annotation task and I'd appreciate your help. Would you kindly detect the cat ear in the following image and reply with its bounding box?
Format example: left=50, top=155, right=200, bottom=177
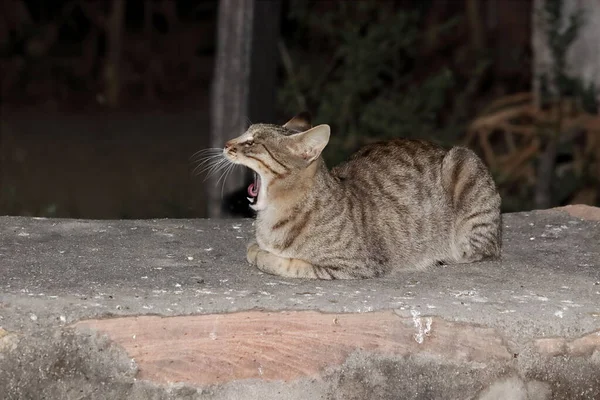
left=283, top=111, right=312, bottom=132
left=293, top=124, right=330, bottom=162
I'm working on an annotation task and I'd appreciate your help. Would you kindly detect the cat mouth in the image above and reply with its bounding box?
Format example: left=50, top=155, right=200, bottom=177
left=247, top=172, right=261, bottom=205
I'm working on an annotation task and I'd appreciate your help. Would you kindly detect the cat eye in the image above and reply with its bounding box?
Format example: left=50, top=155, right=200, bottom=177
left=243, top=140, right=254, bottom=147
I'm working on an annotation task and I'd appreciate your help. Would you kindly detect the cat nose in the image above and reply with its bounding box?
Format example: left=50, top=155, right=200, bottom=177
left=224, top=140, right=237, bottom=154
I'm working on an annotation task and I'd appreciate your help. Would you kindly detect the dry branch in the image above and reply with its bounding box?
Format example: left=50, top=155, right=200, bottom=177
left=466, top=92, right=600, bottom=207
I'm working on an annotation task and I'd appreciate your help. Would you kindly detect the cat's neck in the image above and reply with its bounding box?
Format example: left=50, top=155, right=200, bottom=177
left=258, top=157, right=335, bottom=216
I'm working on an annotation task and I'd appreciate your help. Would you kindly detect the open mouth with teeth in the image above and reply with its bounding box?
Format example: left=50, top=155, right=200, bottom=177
left=247, top=172, right=261, bottom=205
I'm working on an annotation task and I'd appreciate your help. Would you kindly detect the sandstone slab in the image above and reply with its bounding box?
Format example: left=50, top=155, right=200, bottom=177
left=74, top=311, right=512, bottom=385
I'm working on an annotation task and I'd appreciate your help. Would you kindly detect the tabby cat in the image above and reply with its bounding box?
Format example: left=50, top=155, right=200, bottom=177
left=222, top=112, right=501, bottom=280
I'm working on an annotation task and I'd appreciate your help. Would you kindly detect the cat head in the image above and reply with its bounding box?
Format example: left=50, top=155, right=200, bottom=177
left=223, top=112, right=330, bottom=211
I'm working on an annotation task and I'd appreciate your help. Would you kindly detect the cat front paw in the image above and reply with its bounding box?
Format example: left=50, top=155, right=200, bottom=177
left=246, top=241, right=260, bottom=265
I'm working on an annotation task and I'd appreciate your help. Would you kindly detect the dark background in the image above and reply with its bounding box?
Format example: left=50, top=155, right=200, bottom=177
left=0, top=0, right=598, bottom=219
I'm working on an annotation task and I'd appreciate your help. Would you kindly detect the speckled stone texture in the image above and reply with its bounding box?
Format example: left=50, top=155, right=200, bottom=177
left=0, top=205, right=599, bottom=399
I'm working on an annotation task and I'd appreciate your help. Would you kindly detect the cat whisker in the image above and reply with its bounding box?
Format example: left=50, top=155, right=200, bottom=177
left=190, top=149, right=226, bottom=176
left=191, top=154, right=224, bottom=170
left=190, top=153, right=222, bottom=165
left=189, top=148, right=224, bottom=162
left=202, top=161, right=228, bottom=180
left=194, top=156, right=229, bottom=178
left=190, top=147, right=223, bottom=155
left=192, top=159, right=216, bottom=176
left=219, top=163, right=238, bottom=198
left=215, top=160, right=235, bottom=186
left=206, top=158, right=236, bottom=182
left=214, top=164, right=228, bottom=187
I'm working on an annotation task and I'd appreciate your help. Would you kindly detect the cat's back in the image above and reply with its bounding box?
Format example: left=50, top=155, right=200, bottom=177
left=327, top=139, right=453, bottom=270
left=331, top=138, right=447, bottom=183
left=330, top=138, right=452, bottom=232
left=327, top=137, right=500, bottom=270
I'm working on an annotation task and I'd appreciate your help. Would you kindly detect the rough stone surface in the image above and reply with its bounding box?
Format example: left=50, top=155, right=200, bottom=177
left=0, top=206, right=599, bottom=399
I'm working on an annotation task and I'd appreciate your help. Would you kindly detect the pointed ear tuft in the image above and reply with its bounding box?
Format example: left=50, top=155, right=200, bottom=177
left=294, top=124, right=330, bottom=163
left=283, top=111, right=312, bottom=132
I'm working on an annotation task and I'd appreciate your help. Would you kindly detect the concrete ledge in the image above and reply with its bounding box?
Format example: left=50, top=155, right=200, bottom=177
left=1, top=206, right=599, bottom=399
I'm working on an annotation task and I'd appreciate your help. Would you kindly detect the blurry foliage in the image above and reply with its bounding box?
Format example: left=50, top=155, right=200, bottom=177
left=0, top=0, right=217, bottom=110
left=537, top=0, right=592, bottom=109
left=278, top=1, right=462, bottom=165
left=279, top=0, right=598, bottom=211
left=467, top=0, right=599, bottom=211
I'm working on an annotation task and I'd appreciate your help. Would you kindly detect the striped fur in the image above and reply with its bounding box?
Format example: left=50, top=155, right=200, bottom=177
left=224, top=114, right=501, bottom=280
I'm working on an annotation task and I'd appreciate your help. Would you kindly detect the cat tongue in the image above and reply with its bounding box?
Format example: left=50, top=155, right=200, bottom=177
left=248, top=183, right=258, bottom=197
left=248, top=174, right=260, bottom=197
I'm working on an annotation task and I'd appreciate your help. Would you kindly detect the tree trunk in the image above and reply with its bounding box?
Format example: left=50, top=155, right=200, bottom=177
left=208, top=0, right=255, bottom=218
left=531, top=0, right=600, bottom=209
left=208, top=0, right=281, bottom=218
left=533, top=0, right=600, bottom=109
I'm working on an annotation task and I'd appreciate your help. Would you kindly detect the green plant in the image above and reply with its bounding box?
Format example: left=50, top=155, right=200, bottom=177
left=279, top=1, right=459, bottom=165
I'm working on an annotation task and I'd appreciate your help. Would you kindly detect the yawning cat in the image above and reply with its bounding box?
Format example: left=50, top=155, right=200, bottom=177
left=222, top=112, right=501, bottom=279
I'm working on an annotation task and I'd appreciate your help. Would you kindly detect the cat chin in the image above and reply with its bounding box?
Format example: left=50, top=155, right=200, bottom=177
left=248, top=189, right=267, bottom=211
left=249, top=191, right=267, bottom=211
